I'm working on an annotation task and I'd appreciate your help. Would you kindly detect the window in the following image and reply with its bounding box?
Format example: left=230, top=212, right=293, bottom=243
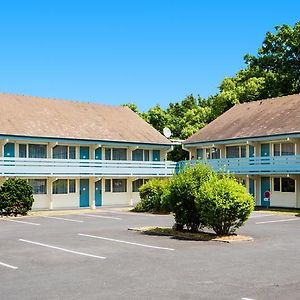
left=69, top=179, right=76, bottom=193
left=28, top=179, right=47, bottom=194
left=274, top=144, right=281, bottom=156
left=29, top=144, right=47, bottom=158
left=241, top=146, right=246, bottom=158
left=273, top=143, right=295, bottom=156
left=53, top=179, right=68, bottom=194
left=132, top=179, right=144, bottom=192
left=19, top=144, right=27, bottom=158
left=282, top=178, right=295, bottom=192
left=226, top=145, right=248, bottom=158
left=69, top=146, right=76, bottom=159
left=132, top=149, right=143, bottom=161
left=105, top=148, right=111, bottom=160
left=273, top=177, right=295, bottom=193
left=144, top=150, right=150, bottom=161
left=105, top=179, right=111, bottom=192
left=113, top=148, right=127, bottom=160
left=132, top=149, right=150, bottom=161
left=53, top=145, right=68, bottom=159
left=112, top=179, right=127, bottom=192
left=274, top=178, right=280, bottom=191
left=226, top=146, right=240, bottom=158
left=281, top=143, right=295, bottom=156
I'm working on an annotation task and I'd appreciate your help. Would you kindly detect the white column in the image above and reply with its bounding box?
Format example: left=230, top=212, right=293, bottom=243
left=48, top=178, right=55, bottom=209
left=89, top=177, right=96, bottom=209
left=128, top=178, right=134, bottom=206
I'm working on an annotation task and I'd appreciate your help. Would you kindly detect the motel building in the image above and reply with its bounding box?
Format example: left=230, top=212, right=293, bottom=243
left=0, top=94, right=176, bottom=210
left=182, top=94, right=300, bottom=209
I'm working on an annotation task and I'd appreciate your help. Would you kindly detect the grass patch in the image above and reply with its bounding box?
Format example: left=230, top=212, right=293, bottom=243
left=129, top=227, right=253, bottom=242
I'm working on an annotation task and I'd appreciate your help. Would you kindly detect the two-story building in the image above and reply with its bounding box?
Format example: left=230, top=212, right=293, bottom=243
left=182, top=94, right=300, bottom=208
left=0, top=94, right=176, bottom=210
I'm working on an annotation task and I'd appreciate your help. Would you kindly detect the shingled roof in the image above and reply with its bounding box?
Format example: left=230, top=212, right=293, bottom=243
left=0, top=93, right=171, bottom=145
left=184, top=94, right=300, bottom=145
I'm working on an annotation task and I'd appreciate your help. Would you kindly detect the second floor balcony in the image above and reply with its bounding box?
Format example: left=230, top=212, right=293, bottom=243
left=0, top=157, right=177, bottom=178
left=178, top=155, right=300, bottom=175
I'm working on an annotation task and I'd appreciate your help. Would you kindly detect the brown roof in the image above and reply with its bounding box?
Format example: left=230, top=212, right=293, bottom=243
left=0, top=93, right=171, bottom=145
left=184, top=94, right=300, bottom=145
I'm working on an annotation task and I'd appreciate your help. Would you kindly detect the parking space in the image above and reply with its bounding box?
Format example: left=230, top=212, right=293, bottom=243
left=1, top=210, right=300, bottom=299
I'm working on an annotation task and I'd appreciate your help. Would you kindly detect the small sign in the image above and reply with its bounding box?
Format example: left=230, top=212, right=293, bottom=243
left=264, top=191, right=270, bottom=199
left=264, top=197, right=270, bottom=202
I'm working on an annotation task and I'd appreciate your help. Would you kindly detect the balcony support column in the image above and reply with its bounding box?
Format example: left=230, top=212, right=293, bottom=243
left=48, top=178, right=55, bottom=210
left=128, top=178, right=134, bottom=206
left=89, top=177, right=96, bottom=210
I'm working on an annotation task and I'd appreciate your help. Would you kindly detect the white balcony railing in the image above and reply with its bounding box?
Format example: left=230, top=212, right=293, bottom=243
left=0, top=157, right=177, bottom=178
left=178, top=155, right=300, bottom=175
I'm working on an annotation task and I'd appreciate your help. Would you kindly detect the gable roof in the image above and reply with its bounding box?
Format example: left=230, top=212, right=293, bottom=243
left=184, top=94, right=300, bottom=145
left=0, top=93, right=171, bottom=145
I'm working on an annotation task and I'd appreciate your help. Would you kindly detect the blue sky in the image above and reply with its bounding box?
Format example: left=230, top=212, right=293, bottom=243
left=0, top=1, right=299, bottom=111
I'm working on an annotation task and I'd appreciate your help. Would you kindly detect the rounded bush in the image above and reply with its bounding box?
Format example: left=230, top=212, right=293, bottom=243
left=134, top=179, right=170, bottom=213
left=0, top=178, right=34, bottom=216
left=197, top=176, right=254, bottom=235
left=165, top=163, right=214, bottom=232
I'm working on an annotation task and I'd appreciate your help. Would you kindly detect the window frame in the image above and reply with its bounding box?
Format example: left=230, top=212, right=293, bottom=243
left=273, top=142, right=295, bottom=157
left=132, top=179, right=145, bottom=192
left=52, top=179, right=68, bottom=194
left=28, top=179, right=47, bottom=194
left=273, top=177, right=295, bottom=193
left=69, top=179, right=76, bottom=193
left=105, top=179, right=111, bottom=192
left=112, top=179, right=127, bottom=193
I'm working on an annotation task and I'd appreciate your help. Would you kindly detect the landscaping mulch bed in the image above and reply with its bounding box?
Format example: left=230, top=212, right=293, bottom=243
left=128, top=226, right=253, bottom=243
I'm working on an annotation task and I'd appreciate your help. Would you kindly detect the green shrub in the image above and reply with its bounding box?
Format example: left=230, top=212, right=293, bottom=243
left=165, top=163, right=214, bottom=232
left=133, top=179, right=170, bottom=213
left=0, top=178, right=34, bottom=216
left=197, top=176, right=254, bottom=236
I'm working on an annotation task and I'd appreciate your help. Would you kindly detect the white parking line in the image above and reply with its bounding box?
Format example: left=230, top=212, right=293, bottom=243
left=78, top=233, right=175, bottom=251
left=19, top=239, right=106, bottom=259
left=4, top=219, right=40, bottom=226
left=0, top=261, right=18, bottom=270
left=43, top=216, right=84, bottom=223
left=250, top=214, right=275, bottom=219
left=80, top=214, right=121, bottom=220
left=256, top=218, right=300, bottom=224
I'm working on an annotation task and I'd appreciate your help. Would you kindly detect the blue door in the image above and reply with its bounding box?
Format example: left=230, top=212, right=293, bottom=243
left=80, top=146, right=89, bottom=159
left=4, top=143, right=15, bottom=157
left=95, top=147, right=102, bottom=160
left=261, top=144, right=270, bottom=156
left=80, top=179, right=89, bottom=207
left=261, top=177, right=270, bottom=207
left=95, top=180, right=102, bottom=207
left=249, top=178, right=255, bottom=197
left=152, top=150, right=160, bottom=161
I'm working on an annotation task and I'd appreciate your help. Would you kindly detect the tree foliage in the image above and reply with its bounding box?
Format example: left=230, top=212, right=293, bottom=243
left=0, top=178, right=34, bottom=216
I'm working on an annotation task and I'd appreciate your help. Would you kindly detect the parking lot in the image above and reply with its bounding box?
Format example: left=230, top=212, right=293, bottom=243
left=1, top=209, right=300, bottom=300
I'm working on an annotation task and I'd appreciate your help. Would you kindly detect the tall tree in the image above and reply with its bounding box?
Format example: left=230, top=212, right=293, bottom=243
left=211, top=21, right=300, bottom=116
